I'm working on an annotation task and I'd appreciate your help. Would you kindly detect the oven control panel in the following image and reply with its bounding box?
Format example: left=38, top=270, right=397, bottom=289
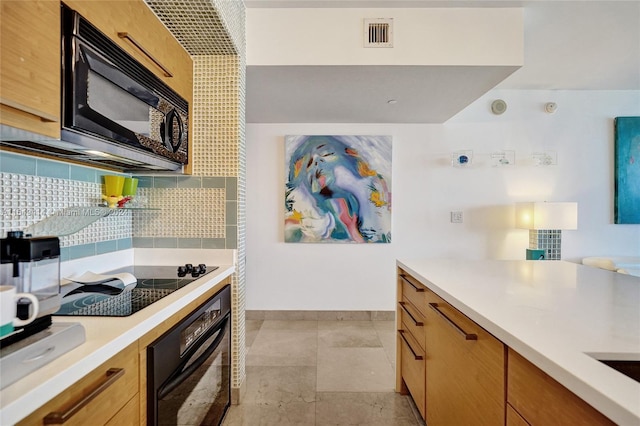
left=180, top=300, right=221, bottom=354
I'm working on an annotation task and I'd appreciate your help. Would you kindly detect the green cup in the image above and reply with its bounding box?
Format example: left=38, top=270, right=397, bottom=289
left=122, top=177, right=139, bottom=196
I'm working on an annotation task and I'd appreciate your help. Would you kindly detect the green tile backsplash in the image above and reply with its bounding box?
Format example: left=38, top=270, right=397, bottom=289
left=37, top=159, right=70, bottom=179
left=0, top=153, right=36, bottom=175
left=70, top=165, right=98, bottom=183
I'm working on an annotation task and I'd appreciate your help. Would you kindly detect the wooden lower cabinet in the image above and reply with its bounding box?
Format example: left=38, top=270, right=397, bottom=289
left=507, top=348, right=615, bottom=425
left=15, top=280, right=232, bottom=425
left=396, top=268, right=427, bottom=419
left=396, top=268, right=505, bottom=424
left=17, top=342, right=139, bottom=426
left=395, top=269, right=618, bottom=426
left=425, top=291, right=505, bottom=426
left=398, top=329, right=426, bottom=418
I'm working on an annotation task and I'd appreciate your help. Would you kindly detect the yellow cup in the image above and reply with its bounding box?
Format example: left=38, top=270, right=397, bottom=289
left=104, top=175, right=125, bottom=197
left=122, top=177, right=138, bottom=196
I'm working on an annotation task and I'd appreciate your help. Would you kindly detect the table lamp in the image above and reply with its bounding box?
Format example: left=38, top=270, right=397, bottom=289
left=515, top=202, right=578, bottom=260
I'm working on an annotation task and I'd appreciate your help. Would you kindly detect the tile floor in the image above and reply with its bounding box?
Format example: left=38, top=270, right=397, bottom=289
left=222, top=319, right=423, bottom=426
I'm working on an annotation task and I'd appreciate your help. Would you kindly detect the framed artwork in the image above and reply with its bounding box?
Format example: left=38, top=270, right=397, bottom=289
left=614, top=117, right=640, bottom=224
left=284, top=135, right=392, bottom=243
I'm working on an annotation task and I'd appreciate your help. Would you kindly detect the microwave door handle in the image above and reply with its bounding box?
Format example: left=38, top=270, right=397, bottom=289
left=161, top=109, right=183, bottom=152
left=157, top=315, right=229, bottom=399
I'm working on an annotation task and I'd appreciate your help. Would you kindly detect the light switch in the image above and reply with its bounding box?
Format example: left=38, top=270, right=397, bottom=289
left=450, top=211, right=463, bottom=223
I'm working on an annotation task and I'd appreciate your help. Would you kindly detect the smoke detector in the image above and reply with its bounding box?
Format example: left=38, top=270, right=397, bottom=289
left=364, top=18, right=393, bottom=48
left=491, top=99, right=507, bottom=115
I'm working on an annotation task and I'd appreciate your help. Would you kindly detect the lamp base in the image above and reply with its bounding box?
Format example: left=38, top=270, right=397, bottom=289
left=528, top=229, right=563, bottom=260
left=526, top=249, right=546, bottom=260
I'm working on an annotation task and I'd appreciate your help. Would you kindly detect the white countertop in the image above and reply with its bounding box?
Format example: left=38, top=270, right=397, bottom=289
left=397, top=259, right=640, bottom=426
left=0, top=249, right=235, bottom=425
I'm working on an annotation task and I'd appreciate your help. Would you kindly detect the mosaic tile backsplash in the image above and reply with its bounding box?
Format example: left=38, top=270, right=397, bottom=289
left=0, top=152, right=133, bottom=261
left=0, top=152, right=239, bottom=252
left=145, top=0, right=248, bottom=393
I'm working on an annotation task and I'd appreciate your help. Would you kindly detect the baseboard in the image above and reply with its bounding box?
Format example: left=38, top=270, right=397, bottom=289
left=245, top=310, right=395, bottom=321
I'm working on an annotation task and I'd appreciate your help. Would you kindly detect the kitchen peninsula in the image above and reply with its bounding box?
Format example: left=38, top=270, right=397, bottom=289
left=0, top=249, right=235, bottom=425
left=396, top=259, right=640, bottom=425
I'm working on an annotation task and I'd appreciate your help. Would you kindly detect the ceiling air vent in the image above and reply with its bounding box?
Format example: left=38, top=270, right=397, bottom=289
left=364, top=18, right=393, bottom=48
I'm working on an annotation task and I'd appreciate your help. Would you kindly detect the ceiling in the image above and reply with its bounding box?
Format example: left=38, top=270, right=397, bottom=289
left=244, top=0, right=640, bottom=123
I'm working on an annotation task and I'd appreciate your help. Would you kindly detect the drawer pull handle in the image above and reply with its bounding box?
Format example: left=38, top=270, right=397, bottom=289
left=0, top=97, right=59, bottom=122
left=399, top=302, right=423, bottom=326
left=400, top=274, right=425, bottom=292
left=398, top=330, right=423, bottom=360
left=43, top=368, right=125, bottom=424
left=118, top=32, right=173, bottom=77
left=429, top=302, right=477, bottom=341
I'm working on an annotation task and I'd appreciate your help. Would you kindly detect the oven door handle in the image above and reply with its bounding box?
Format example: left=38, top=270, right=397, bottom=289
left=157, top=314, right=229, bottom=399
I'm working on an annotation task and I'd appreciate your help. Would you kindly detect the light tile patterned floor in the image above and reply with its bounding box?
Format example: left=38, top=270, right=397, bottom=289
left=222, top=320, right=423, bottom=426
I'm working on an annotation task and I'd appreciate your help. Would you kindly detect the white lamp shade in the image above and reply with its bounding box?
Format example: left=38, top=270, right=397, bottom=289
left=516, top=202, right=578, bottom=230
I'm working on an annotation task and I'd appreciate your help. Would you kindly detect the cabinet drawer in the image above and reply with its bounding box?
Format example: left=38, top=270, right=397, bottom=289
left=399, top=329, right=426, bottom=420
left=398, top=272, right=427, bottom=317
left=399, top=301, right=425, bottom=351
left=18, top=342, right=139, bottom=426
left=507, top=348, right=615, bottom=425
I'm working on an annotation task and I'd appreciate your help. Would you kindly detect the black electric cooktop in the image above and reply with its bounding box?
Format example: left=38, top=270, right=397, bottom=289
left=54, top=264, right=218, bottom=317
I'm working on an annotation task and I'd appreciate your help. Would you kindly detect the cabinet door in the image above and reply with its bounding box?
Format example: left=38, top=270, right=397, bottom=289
left=0, top=0, right=60, bottom=138
left=425, top=292, right=505, bottom=426
left=507, top=348, right=615, bottom=425
left=63, top=0, right=193, bottom=100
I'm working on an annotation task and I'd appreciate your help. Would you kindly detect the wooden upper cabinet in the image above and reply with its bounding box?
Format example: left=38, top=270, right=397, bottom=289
left=63, top=0, right=193, bottom=101
left=0, top=0, right=61, bottom=138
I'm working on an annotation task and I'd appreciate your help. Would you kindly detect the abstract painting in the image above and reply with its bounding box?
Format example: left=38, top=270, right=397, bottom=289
left=285, top=135, right=392, bottom=243
left=614, top=117, right=640, bottom=224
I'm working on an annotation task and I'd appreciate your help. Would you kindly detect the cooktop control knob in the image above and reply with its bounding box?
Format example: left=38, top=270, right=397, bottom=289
left=190, top=264, right=206, bottom=278
left=177, top=263, right=207, bottom=278
left=177, top=266, right=187, bottom=277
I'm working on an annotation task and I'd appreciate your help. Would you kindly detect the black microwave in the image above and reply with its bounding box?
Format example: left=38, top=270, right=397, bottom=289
left=59, top=4, right=189, bottom=172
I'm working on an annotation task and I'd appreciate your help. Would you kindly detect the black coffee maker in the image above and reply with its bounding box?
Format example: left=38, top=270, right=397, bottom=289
left=0, top=231, right=62, bottom=345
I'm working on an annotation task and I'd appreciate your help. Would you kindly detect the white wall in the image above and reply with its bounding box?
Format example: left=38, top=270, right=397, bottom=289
left=247, top=8, right=523, bottom=66
left=246, top=90, right=640, bottom=311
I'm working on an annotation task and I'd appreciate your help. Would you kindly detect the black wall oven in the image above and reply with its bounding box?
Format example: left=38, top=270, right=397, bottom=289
left=147, top=285, right=231, bottom=426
